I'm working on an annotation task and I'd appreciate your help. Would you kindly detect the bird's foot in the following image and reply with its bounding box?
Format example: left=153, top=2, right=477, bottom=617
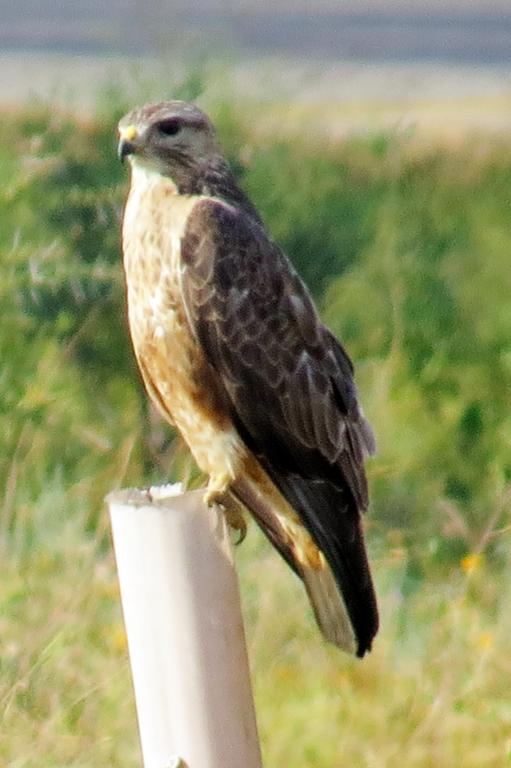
left=203, top=472, right=231, bottom=508
left=203, top=473, right=247, bottom=544
left=223, top=505, right=247, bottom=545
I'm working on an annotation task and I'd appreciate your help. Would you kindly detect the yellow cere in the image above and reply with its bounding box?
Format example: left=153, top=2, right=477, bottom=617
left=120, top=124, right=138, bottom=141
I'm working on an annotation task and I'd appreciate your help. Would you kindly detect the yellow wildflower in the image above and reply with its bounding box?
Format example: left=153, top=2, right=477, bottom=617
left=477, top=632, right=493, bottom=651
left=111, top=624, right=127, bottom=654
left=460, top=553, right=483, bottom=574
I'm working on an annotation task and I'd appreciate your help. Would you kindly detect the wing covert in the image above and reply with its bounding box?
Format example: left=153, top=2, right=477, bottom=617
left=180, top=198, right=374, bottom=509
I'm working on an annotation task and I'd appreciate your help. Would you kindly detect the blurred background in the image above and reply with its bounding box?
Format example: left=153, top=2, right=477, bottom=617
left=1, top=2, right=510, bottom=766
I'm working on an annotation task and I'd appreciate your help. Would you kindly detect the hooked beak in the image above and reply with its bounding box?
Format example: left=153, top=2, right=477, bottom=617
left=118, top=125, right=139, bottom=162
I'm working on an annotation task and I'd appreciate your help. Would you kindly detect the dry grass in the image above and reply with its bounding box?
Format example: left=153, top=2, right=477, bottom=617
left=1, top=100, right=510, bottom=766
left=1, top=504, right=509, bottom=768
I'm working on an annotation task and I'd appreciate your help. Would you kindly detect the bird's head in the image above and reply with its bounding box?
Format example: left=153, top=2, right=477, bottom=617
left=117, top=101, right=220, bottom=189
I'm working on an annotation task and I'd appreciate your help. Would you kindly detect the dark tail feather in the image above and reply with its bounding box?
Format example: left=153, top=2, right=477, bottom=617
left=265, top=470, right=379, bottom=657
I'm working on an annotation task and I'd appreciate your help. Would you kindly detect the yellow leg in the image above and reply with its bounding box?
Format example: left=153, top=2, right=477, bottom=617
left=203, top=474, right=247, bottom=544
left=203, top=471, right=231, bottom=507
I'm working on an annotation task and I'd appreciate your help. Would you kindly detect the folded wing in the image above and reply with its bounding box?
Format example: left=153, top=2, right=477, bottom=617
left=180, top=198, right=378, bottom=655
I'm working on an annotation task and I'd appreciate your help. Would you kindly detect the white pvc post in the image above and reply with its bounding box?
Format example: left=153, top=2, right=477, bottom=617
left=106, top=485, right=262, bottom=768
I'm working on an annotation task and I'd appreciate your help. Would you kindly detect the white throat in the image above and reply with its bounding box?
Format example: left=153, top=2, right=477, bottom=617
left=129, top=157, right=178, bottom=195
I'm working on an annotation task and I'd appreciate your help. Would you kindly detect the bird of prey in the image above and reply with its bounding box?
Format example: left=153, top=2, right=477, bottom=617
left=117, top=101, right=378, bottom=656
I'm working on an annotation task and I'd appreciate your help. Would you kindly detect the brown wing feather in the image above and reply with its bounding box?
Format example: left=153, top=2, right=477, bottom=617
left=180, top=197, right=379, bottom=655
left=180, top=198, right=374, bottom=507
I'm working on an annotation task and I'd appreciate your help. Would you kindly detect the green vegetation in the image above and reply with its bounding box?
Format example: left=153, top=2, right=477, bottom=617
left=0, top=97, right=510, bottom=766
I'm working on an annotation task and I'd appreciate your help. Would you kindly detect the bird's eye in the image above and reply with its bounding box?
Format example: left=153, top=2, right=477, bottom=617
left=157, top=118, right=182, bottom=137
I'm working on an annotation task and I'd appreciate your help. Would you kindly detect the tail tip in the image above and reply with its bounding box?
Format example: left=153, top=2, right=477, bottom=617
left=303, top=559, right=378, bottom=657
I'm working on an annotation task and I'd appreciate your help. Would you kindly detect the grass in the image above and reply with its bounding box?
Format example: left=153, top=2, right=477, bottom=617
left=0, top=96, right=510, bottom=766
left=1, top=504, right=510, bottom=767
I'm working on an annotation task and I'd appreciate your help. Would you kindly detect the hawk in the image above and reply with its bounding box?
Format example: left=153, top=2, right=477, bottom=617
left=117, top=101, right=378, bottom=656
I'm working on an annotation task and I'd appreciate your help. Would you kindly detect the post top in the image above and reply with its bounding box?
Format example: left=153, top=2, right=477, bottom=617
left=105, top=483, right=204, bottom=510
